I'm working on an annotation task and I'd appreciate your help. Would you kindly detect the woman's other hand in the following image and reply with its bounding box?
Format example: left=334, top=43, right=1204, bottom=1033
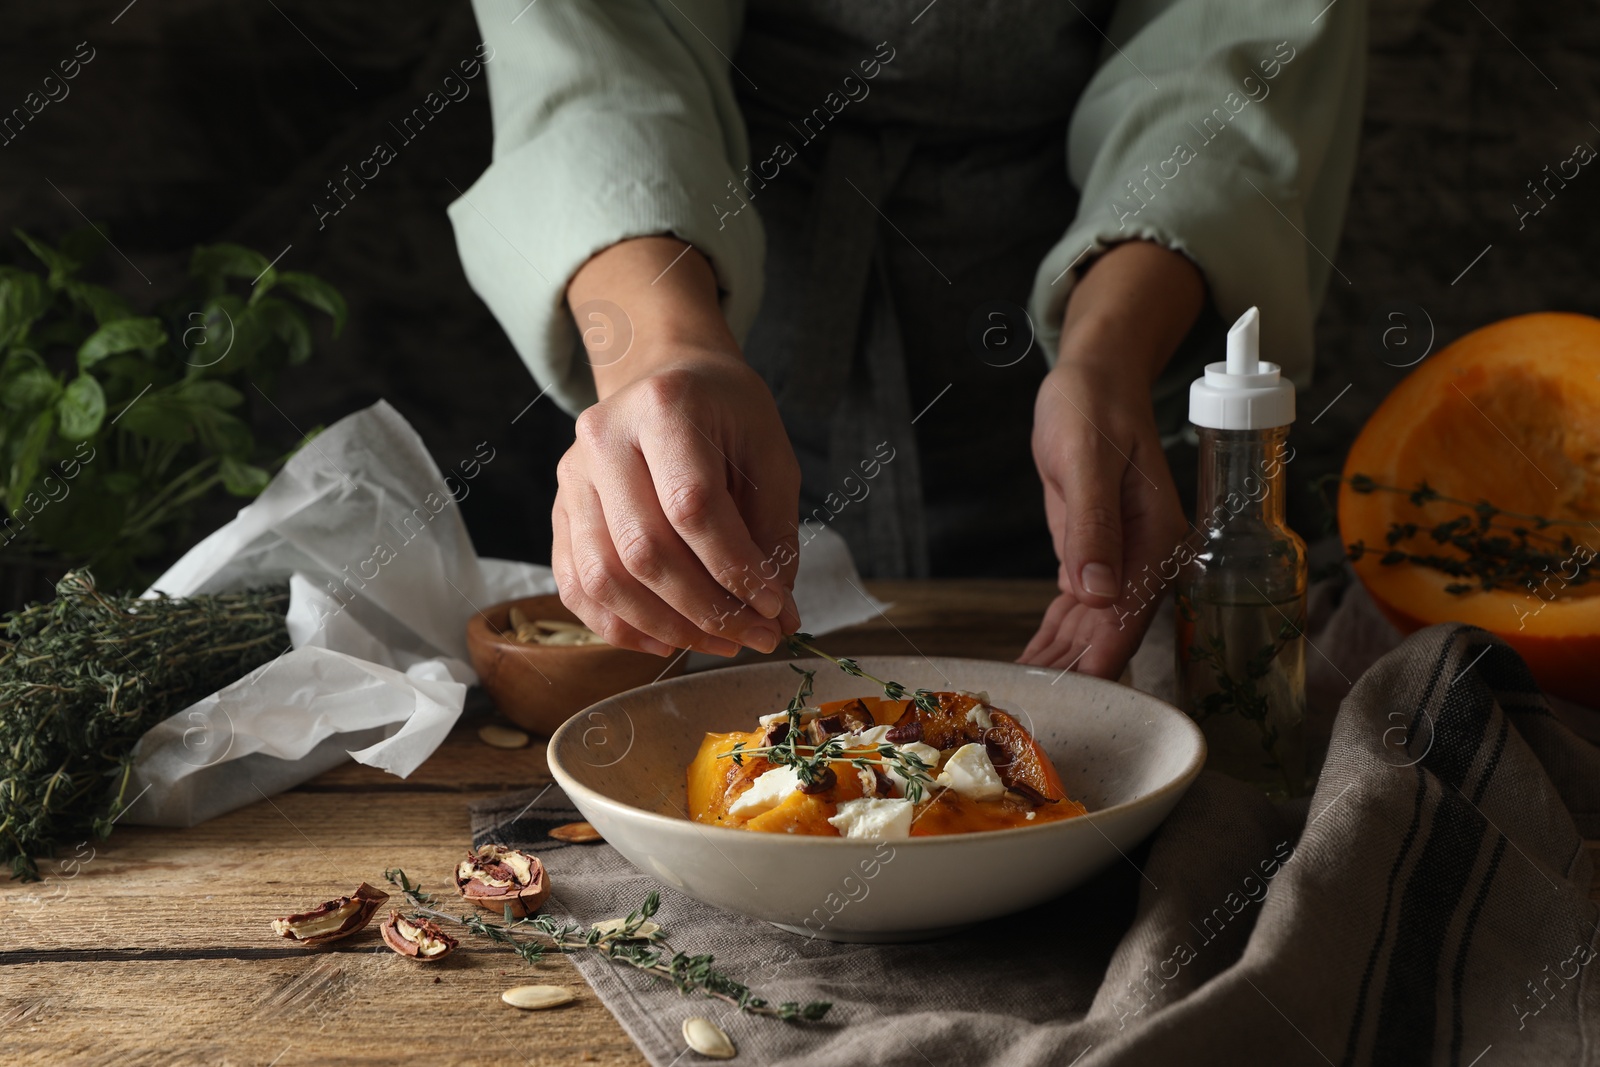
left=1020, top=241, right=1205, bottom=679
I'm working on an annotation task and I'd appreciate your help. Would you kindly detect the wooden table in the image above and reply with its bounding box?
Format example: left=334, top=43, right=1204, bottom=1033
left=2, top=579, right=1594, bottom=1065
left=0, top=581, right=1057, bottom=1066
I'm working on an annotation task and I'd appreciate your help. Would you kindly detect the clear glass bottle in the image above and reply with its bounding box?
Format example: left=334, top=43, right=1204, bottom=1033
left=1174, top=308, right=1309, bottom=798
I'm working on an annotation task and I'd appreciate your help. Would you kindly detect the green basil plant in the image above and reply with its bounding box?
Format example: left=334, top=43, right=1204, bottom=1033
left=0, top=228, right=344, bottom=590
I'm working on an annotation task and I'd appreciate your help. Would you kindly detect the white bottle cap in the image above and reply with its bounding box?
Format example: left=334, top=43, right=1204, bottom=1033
left=1188, top=306, right=1295, bottom=429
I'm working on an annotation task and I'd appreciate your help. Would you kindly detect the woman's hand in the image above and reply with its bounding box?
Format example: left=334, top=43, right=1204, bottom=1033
left=1019, top=241, right=1205, bottom=679
left=553, top=237, right=802, bottom=657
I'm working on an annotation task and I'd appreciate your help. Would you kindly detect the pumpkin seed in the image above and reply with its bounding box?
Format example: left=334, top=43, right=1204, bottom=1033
left=535, top=619, right=588, bottom=631
left=682, top=1016, right=736, bottom=1059
left=478, top=724, right=530, bottom=749
left=549, top=821, right=602, bottom=843
left=501, top=984, right=575, bottom=1010
left=591, top=917, right=661, bottom=940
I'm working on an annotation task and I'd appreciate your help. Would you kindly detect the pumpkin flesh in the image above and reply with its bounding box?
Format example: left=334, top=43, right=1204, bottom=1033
left=1338, top=312, right=1600, bottom=702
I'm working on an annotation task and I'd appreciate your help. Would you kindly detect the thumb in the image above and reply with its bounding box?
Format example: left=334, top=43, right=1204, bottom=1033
left=1053, top=447, right=1126, bottom=609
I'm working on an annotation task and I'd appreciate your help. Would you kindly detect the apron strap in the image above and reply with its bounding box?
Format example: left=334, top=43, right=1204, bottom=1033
left=781, top=126, right=928, bottom=578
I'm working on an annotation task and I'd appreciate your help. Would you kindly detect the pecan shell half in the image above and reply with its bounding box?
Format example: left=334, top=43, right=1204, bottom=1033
left=270, top=882, right=389, bottom=947
left=454, top=844, right=552, bottom=918
left=380, top=910, right=458, bottom=961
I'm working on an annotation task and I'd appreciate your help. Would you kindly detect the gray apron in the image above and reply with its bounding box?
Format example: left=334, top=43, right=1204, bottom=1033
left=732, top=0, right=1115, bottom=578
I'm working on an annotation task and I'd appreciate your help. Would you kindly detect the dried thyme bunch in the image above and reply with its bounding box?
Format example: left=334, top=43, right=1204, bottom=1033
left=383, top=868, right=831, bottom=1022
left=0, top=570, right=289, bottom=880
left=1343, top=475, right=1597, bottom=595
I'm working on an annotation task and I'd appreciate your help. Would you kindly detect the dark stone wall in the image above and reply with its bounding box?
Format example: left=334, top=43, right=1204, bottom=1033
left=1298, top=0, right=1600, bottom=537
left=2, top=1, right=1595, bottom=573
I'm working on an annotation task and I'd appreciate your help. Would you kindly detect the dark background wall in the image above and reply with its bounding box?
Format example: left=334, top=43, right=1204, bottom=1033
left=2, top=0, right=1596, bottom=572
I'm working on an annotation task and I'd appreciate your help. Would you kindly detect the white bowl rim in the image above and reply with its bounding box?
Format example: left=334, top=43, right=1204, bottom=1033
left=547, top=655, right=1207, bottom=849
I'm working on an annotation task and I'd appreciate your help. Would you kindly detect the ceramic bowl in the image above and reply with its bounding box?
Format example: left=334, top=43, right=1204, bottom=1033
left=548, top=656, right=1205, bottom=941
left=465, top=594, right=686, bottom=736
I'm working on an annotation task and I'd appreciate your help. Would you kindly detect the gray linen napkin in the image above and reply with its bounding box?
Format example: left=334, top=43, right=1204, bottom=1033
left=469, top=623, right=1599, bottom=1066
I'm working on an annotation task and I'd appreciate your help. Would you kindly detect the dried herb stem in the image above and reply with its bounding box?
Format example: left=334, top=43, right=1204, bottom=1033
left=785, top=632, right=939, bottom=714
left=0, top=571, right=290, bottom=880
left=720, top=738, right=933, bottom=804
left=381, top=868, right=829, bottom=1021
left=1344, top=475, right=1598, bottom=595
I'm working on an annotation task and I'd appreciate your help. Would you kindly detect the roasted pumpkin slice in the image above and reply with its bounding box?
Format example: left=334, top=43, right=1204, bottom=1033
left=883, top=692, right=1067, bottom=801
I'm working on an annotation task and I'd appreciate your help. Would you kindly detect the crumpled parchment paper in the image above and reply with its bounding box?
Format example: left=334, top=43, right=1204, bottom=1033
left=121, top=400, right=885, bottom=826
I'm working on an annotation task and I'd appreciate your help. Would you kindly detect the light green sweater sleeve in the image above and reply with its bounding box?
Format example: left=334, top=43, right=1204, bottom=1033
left=1029, top=0, right=1367, bottom=394
left=448, top=0, right=756, bottom=416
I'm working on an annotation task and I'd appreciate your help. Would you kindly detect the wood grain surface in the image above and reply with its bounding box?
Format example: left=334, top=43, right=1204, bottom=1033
left=0, top=579, right=1592, bottom=1066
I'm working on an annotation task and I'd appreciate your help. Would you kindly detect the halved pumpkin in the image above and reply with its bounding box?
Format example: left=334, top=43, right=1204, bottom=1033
left=1338, top=312, right=1600, bottom=703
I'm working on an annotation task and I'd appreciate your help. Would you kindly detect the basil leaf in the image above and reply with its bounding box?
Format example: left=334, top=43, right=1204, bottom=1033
left=251, top=297, right=313, bottom=364
left=0, top=269, right=51, bottom=350
left=4, top=368, right=62, bottom=413
left=98, top=357, right=162, bottom=412
left=177, top=298, right=232, bottom=372
left=78, top=317, right=167, bottom=369
left=183, top=294, right=264, bottom=375
left=57, top=374, right=106, bottom=440
left=63, top=279, right=133, bottom=325
left=8, top=408, right=56, bottom=508
left=276, top=271, right=347, bottom=337
left=190, top=243, right=272, bottom=298
left=103, top=470, right=141, bottom=494
left=192, top=407, right=252, bottom=457
left=220, top=455, right=270, bottom=496
left=115, top=393, right=194, bottom=443
left=178, top=380, right=243, bottom=409
left=0, top=348, right=47, bottom=378
left=12, top=229, right=76, bottom=286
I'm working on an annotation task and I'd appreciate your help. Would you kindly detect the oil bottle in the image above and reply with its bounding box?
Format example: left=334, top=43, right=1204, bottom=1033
left=1175, top=306, right=1309, bottom=798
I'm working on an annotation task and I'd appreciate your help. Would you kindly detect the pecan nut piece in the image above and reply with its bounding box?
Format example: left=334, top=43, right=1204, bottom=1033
left=454, top=844, right=552, bottom=918
left=804, top=714, right=845, bottom=747
left=271, top=882, right=389, bottom=947
left=797, top=765, right=837, bottom=795
left=380, top=910, right=458, bottom=961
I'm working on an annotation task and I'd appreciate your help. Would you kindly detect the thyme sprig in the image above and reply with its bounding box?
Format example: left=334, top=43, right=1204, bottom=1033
left=724, top=739, right=934, bottom=805
left=743, top=664, right=823, bottom=786
left=382, top=868, right=829, bottom=1021
left=785, top=632, right=940, bottom=714
left=718, top=655, right=935, bottom=802
left=1178, top=593, right=1303, bottom=798
left=1343, top=474, right=1597, bottom=595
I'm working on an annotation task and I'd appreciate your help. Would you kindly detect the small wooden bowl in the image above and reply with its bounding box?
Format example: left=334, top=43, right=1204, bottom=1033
left=465, top=594, right=686, bottom=736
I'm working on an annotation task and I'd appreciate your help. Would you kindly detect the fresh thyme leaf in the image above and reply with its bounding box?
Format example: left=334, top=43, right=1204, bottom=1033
left=1, top=570, right=289, bottom=881
left=382, top=869, right=828, bottom=1022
